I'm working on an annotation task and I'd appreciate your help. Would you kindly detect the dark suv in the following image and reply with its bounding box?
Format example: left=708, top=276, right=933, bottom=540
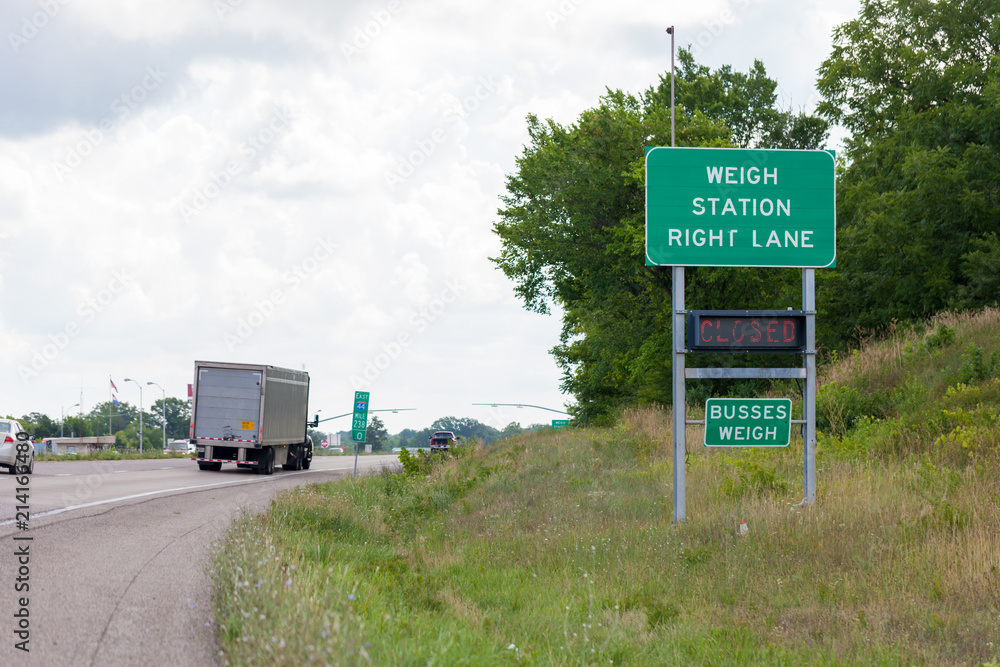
left=428, top=431, right=456, bottom=453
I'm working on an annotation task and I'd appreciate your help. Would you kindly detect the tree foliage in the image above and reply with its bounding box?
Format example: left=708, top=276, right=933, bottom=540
left=86, top=401, right=138, bottom=435
left=19, top=412, right=58, bottom=439
left=366, top=415, right=389, bottom=452
left=816, top=0, right=1000, bottom=345
left=146, top=397, right=191, bottom=440
left=494, top=52, right=827, bottom=423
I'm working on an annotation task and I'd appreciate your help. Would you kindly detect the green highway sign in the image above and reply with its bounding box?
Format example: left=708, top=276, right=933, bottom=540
left=704, top=398, right=792, bottom=447
left=646, top=147, right=836, bottom=267
left=551, top=419, right=570, bottom=430
left=351, top=391, right=370, bottom=442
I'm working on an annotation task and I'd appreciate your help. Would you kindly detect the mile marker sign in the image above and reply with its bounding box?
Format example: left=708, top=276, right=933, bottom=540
left=351, top=391, right=370, bottom=443
left=646, top=147, right=835, bottom=268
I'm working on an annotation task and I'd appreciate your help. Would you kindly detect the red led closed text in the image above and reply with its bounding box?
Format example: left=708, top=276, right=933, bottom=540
left=697, top=318, right=800, bottom=348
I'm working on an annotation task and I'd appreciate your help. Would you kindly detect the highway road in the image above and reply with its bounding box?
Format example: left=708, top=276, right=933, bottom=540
left=0, top=454, right=399, bottom=666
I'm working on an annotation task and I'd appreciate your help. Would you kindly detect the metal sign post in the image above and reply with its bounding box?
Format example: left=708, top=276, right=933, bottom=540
left=672, top=266, right=686, bottom=523
left=802, top=268, right=817, bottom=504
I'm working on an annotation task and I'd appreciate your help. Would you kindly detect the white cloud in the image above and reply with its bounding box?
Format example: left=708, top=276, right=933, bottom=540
left=0, top=0, right=860, bottom=431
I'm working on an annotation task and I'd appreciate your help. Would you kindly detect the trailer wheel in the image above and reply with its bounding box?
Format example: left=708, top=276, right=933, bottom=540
left=302, top=445, right=312, bottom=470
left=262, top=448, right=275, bottom=475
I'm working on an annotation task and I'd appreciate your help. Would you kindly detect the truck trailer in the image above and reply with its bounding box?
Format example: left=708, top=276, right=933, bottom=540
left=189, top=360, right=313, bottom=474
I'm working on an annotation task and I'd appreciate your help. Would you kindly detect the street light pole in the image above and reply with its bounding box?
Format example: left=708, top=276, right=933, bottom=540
left=61, top=403, right=79, bottom=438
left=123, top=378, right=143, bottom=453
left=148, top=382, right=166, bottom=452
left=309, top=408, right=416, bottom=426
left=667, top=25, right=675, bottom=147
left=471, top=403, right=570, bottom=415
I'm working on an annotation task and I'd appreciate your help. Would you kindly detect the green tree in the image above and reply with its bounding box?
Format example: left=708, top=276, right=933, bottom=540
left=366, top=416, right=389, bottom=452
left=147, top=397, right=191, bottom=439
left=114, top=422, right=165, bottom=451
left=430, top=416, right=501, bottom=443
left=87, top=401, right=139, bottom=435
left=816, top=0, right=1000, bottom=345
left=19, top=413, right=58, bottom=438
left=670, top=49, right=830, bottom=150
left=494, top=54, right=826, bottom=422
left=396, top=428, right=419, bottom=448
left=62, top=416, right=94, bottom=438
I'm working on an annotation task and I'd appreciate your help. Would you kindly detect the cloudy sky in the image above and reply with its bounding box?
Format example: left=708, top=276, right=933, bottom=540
left=0, top=0, right=860, bottom=435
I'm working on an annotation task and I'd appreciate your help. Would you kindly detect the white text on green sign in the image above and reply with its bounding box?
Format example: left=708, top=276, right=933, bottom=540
left=704, top=398, right=792, bottom=447
left=645, top=147, right=835, bottom=267
left=352, top=391, right=370, bottom=442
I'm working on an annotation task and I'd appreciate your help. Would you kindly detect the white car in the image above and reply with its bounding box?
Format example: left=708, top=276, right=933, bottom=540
left=0, top=418, right=33, bottom=475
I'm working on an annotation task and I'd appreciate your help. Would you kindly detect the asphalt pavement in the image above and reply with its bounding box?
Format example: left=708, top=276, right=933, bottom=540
left=0, top=454, right=398, bottom=666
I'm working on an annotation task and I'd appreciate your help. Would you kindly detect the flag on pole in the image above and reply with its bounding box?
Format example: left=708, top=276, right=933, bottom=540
left=110, top=378, right=119, bottom=393
left=112, top=396, right=121, bottom=406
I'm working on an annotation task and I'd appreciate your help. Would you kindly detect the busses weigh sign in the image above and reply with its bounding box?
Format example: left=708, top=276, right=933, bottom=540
left=704, top=398, right=792, bottom=447
left=645, top=147, right=836, bottom=268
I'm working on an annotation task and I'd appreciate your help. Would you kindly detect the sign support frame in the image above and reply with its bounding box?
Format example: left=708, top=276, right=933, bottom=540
left=671, top=267, right=817, bottom=523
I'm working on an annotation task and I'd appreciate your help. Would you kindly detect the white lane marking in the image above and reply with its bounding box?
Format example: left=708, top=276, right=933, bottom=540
left=0, top=464, right=367, bottom=525
left=56, top=473, right=72, bottom=476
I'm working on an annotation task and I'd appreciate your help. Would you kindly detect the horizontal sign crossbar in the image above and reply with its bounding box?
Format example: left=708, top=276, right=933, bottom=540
left=685, top=368, right=806, bottom=379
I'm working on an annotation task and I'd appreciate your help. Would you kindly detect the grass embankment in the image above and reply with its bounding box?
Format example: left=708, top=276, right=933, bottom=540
left=210, top=309, right=1000, bottom=665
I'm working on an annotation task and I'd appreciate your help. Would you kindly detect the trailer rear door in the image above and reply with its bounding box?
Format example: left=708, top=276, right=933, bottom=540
left=193, top=367, right=262, bottom=443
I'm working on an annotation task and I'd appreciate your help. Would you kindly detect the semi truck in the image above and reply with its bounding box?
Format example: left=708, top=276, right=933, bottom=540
left=189, top=360, right=313, bottom=475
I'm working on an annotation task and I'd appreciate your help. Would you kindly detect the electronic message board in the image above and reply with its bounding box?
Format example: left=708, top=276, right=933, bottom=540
left=687, top=310, right=806, bottom=352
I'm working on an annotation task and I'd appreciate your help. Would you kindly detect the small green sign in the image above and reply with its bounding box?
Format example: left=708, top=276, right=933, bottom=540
left=704, top=398, right=792, bottom=447
left=646, top=147, right=835, bottom=268
left=351, top=391, right=370, bottom=443
left=552, top=419, right=570, bottom=430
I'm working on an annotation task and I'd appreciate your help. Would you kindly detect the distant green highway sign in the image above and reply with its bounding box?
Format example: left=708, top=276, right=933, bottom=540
left=551, top=419, right=570, bottom=430
left=704, top=398, right=792, bottom=447
left=352, top=391, right=370, bottom=442
left=646, top=147, right=836, bottom=267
